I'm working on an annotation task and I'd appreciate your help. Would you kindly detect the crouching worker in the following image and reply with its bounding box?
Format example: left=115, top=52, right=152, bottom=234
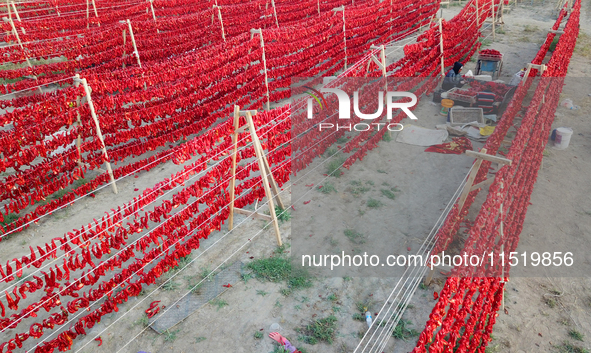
left=442, top=61, right=466, bottom=91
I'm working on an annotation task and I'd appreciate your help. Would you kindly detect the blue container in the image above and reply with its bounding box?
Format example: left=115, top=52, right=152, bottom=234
left=480, top=60, right=497, bottom=72
left=551, top=129, right=557, bottom=141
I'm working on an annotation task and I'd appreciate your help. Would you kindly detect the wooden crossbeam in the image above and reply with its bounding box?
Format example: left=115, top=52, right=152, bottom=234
left=238, top=109, right=258, bottom=116
left=465, top=150, right=512, bottom=165
left=233, top=208, right=272, bottom=221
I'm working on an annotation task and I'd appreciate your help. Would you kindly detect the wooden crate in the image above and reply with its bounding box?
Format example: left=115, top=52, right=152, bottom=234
left=447, top=87, right=477, bottom=104
left=449, top=107, right=485, bottom=126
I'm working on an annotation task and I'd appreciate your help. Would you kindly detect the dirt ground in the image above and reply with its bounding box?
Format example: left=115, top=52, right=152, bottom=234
left=1, top=1, right=590, bottom=352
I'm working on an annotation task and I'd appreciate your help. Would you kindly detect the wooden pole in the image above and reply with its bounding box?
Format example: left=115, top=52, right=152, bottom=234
left=492, top=0, right=496, bottom=39
left=91, top=0, right=98, bottom=27
left=424, top=257, right=437, bottom=286
left=74, top=75, right=83, bottom=166
left=213, top=5, right=226, bottom=42
left=78, top=77, right=118, bottom=194
left=342, top=7, right=347, bottom=71
left=476, top=0, right=479, bottom=27
left=251, top=29, right=270, bottom=111
left=228, top=105, right=241, bottom=231
left=10, top=2, right=20, bottom=21
left=122, top=28, right=127, bottom=69
left=149, top=0, right=157, bottom=21
left=9, top=2, right=25, bottom=35
left=8, top=18, right=34, bottom=72
left=126, top=19, right=142, bottom=68
left=438, top=18, right=445, bottom=77
left=457, top=148, right=487, bottom=212
left=379, top=45, right=388, bottom=102
left=8, top=15, right=41, bottom=92
left=380, top=45, right=387, bottom=77
left=250, top=121, right=285, bottom=211
left=318, top=0, right=320, bottom=14
left=333, top=6, right=347, bottom=71
left=245, top=111, right=282, bottom=246
left=271, top=0, right=279, bottom=27
left=390, top=0, right=393, bottom=31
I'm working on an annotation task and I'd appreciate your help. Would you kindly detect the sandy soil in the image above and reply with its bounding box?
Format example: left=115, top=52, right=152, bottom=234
left=1, top=1, right=589, bottom=353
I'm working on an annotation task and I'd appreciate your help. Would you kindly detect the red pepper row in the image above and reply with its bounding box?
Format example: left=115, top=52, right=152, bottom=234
left=412, top=1, right=579, bottom=350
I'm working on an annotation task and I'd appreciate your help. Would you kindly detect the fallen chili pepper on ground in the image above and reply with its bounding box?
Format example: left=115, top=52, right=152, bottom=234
left=145, top=301, right=161, bottom=318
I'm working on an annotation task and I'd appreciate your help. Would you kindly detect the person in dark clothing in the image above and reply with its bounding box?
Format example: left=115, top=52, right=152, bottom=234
left=442, top=61, right=465, bottom=91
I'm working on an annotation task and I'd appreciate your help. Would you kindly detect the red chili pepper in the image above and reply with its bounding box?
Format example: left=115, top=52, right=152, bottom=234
left=223, top=284, right=232, bottom=288
left=146, top=307, right=160, bottom=318
left=95, top=337, right=102, bottom=346
left=303, top=200, right=311, bottom=205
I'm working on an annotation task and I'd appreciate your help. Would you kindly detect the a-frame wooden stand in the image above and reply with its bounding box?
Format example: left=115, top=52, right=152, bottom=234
left=522, top=63, right=547, bottom=84
left=424, top=148, right=512, bottom=286
left=365, top=45, right=387, bottom=77
left=228, top=105, right=285, bottom=246
left=457, top=148, right=511, bottom=212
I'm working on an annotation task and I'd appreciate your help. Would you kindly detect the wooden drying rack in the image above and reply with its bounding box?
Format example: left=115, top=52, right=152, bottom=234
left=424, top=148, right=512, bottom=286
left=228, top=105, right=285, bottom=246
